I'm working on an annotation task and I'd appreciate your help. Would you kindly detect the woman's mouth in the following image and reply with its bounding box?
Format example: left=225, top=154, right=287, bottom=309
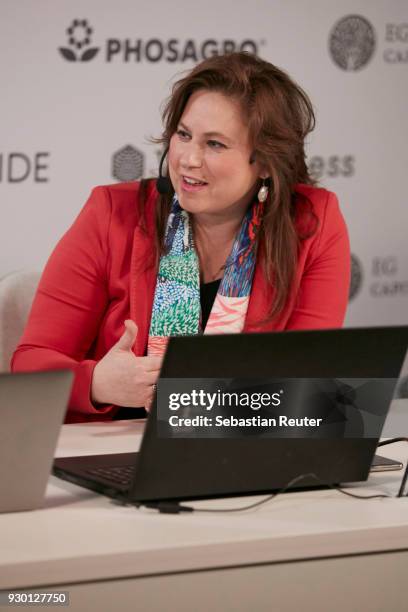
left=181, top=175, right=208, bottom=192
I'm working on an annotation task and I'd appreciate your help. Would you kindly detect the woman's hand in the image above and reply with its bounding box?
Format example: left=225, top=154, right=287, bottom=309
left=91, top=320, right=162, bottom=410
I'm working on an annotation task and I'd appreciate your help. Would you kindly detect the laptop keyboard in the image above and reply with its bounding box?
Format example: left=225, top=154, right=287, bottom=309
left=85, top=465, right=135, bottom=487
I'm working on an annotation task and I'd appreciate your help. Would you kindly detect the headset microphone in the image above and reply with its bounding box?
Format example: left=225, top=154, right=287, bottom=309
left=156, top=147, right=172, bottom=195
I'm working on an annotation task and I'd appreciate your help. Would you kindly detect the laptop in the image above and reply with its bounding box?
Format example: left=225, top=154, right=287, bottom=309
left=0, top=370, right=73, bottom=513
left=53, top=327, right=408, bottom=506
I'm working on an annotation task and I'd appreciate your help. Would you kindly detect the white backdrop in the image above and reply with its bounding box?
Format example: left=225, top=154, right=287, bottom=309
left=1, top=0, right=407, bottom=327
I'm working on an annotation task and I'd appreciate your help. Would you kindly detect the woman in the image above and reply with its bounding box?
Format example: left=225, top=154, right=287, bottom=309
left=11, top=52, right=350, bottom=423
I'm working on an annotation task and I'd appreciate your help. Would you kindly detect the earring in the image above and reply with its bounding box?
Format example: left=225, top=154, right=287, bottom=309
left=257, top=179, right=269, bottom=203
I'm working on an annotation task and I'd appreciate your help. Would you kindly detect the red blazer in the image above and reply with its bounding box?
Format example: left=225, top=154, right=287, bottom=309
left=11, top=181, right=350, bottom=422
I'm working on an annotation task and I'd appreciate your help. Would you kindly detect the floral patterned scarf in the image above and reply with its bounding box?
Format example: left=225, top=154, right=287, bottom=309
left=147, top=194, right=263, bottom=356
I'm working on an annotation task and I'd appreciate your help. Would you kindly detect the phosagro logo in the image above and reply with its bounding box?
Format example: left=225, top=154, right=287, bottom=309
left=59, top=19, right=100, bottom=62
left=112, top=145, right=144, bottom=182
left=349, top=254, right=363, bottom=301
left=59, top=20, right=261, bottom=63
left=329, top=15, right=376, bottom=71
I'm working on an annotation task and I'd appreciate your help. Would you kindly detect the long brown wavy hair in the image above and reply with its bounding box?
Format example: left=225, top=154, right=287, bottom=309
left=141, top=51, right=317, bottom=320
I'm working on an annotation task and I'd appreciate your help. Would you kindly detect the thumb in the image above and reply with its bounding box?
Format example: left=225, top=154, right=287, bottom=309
left=114, top=319, right=138, bottom=352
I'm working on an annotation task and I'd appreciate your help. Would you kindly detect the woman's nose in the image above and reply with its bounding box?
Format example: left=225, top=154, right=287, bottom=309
left=180, top=143, right=203, bottom=169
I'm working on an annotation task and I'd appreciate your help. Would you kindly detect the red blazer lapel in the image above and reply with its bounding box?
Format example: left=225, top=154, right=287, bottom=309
left=244, top=257, right=276, bottom=332
left=129, top=187, right=158, bottom=356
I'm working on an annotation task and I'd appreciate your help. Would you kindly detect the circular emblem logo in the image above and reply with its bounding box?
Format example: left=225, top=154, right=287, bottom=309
left=329, top=15, right=376, bottom=71
left=349, top=254, right=363, bottom=301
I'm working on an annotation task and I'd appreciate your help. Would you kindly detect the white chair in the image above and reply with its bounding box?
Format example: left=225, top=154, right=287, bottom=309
left=0, top=270, right=41, bottom=372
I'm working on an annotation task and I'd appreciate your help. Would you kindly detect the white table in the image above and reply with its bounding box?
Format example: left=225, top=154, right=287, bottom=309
left=1, top=402, right=408, bottom=612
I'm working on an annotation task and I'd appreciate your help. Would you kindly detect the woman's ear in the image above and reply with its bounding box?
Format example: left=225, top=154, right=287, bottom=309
left=249, top=152, right=268, bottom=179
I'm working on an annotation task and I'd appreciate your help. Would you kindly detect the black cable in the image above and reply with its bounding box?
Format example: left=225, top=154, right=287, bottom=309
left=187, top=473, right=388, bottom=513
left=142, top=439, right=408, bottom=514
left=377, top=437, right=408, bottom=447
left=142, top=472, right=389, bottom=514
left=377, top=437, right=408, bottom=497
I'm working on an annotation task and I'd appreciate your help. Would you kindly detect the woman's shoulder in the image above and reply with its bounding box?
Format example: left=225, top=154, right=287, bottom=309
left=293, top=183, right=348, bottom=256
left=90, top=179, right=158, bottom=217
left=294, top=183, right=339, bottom=215
left=76, top=179, right=159, bottom=235
left=294, top=183, right=344, bottom=233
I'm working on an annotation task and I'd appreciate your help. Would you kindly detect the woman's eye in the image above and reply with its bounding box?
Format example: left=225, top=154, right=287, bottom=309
left=177, top=129, right=190, bottom=139
left=208, top=140, right=226, bottom=149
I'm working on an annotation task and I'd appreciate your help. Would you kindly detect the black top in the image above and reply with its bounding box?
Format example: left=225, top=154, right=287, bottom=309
left=113, top=279, right=221, bottom=420
left=200, top=278, right=221, bottom=330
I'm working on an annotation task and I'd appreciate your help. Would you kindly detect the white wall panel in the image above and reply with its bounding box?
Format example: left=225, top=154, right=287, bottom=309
left=1, top=0, right=407, bottom=325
